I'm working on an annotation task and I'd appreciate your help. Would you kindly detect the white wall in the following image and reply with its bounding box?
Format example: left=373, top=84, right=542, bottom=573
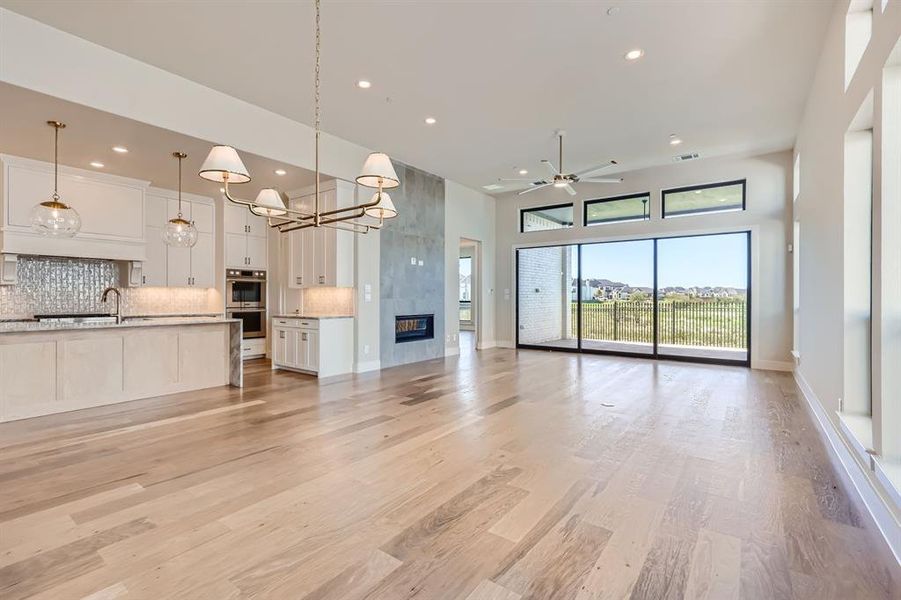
left=794, top=0, right=899, bottom=450
left=793, top=0, right=900, bottom=555
left=444, top=180, right=496, bottom=352
left=493, top=150, right=793, bottom=370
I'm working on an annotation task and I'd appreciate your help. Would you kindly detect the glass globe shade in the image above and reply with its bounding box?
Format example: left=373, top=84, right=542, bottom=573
left=30, top=200, right=81, bottom=237
left=162, top=217, right=198, bottom=248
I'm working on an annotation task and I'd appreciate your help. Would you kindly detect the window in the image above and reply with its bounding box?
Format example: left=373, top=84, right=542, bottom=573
left=520, top=204, right=574, bottom=232
left=662, top=180, right=746, bottom=218
left=793, top=153, right=801, bottom=202
left=459, top=256, right=472, bottom=323
left=845, top=1, right=873, bottom=90
left=584, top=193, right=651, bottom=226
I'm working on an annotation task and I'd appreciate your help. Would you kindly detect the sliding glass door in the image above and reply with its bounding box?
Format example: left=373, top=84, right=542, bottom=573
left=656, top=233, right=749, bottom=363
left=516, top=232, right=750, bottom=365
left=579, top=240, right=655, bottom=355
left=516, top=245, right=578, bottom=349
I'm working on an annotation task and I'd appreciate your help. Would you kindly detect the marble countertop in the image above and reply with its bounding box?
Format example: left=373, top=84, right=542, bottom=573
left=0, top=316, right=240, bottom=334
left=271, top=314, right=354, bottom=320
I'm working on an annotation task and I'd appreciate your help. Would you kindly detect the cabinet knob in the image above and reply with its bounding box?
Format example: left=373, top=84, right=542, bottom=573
left=319, top=275, right=325, bottom=284
left=301, top=332, right=308, bottom=341
left=142, top=275, right=146, bottom=284
left=279, top=331, right=285, bottom=339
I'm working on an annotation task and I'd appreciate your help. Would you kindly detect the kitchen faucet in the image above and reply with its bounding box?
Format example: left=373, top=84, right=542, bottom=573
left=101, top=287, right=122, bottom=324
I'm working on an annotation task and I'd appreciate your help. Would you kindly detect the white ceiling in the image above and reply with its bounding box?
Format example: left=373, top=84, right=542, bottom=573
left=0, top=1, right=833, bottom=193
left=0, top=84, right=316, bottom=198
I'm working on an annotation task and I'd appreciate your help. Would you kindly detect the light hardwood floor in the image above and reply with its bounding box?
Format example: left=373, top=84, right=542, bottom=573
left=0, top=349, right=897, bottom=599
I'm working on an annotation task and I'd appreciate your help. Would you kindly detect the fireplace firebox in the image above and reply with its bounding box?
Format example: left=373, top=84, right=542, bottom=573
left=395, top=314, right=434, bottom=343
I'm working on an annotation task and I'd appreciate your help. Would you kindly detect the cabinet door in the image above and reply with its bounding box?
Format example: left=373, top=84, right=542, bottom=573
left=288, top=228, right=304, bottom=288
left=191, top=202, right=215, bottom=233
left=190, top=232, right=215, bottom=288
left=246, top=235, right=268, bottom=270
left=302, top=229, right=316, bottom=289
left=143, top=226, right=167, bottom=286
left=224, top=203, right=247, bottom=235
left=296, top=329, right=310, bottom=370
left=273, top=327, right=288, bottom=366
left=167, top=245, right=191, bottom=287
left=246, top=211, right=268, bottom=238
left=304, top=330, right=319, bottom=372
left=225, top=232, right=248, bottom=268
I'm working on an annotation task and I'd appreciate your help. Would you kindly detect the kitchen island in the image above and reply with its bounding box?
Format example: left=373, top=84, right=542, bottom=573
left=0, top=317, right=242, bottom=422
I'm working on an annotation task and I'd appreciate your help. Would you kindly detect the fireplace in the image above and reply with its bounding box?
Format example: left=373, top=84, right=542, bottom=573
left=395, top=314, right=434, bottom=343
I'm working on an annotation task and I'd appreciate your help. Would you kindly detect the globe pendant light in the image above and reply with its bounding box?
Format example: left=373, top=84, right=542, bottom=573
left=162, top=152, right=198, bottom=248
left=30, top=121, right=81, bottom=237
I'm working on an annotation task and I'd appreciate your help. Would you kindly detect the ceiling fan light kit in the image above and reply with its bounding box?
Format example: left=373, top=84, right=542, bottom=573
left=505, top=130, right=623, bottom=196
left=196, top=0, right=399, bottom=235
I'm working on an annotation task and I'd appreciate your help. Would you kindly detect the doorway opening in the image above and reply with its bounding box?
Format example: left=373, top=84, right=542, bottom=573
left=459, top=239, right=480, bottom=355
left=516, top=231, right=750, bottom=366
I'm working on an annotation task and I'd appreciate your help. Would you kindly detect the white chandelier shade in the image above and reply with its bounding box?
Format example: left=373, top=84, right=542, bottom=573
left=356, top=152, right=400, bottom=189
left=364, top=192, right=397, bottom=220
left=198, top=145, right=251, bottom=183
left=250, top=188, right=288, bottom=217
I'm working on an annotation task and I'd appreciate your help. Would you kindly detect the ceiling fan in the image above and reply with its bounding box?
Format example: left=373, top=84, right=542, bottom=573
left=500, top=130, right=622, bottom=196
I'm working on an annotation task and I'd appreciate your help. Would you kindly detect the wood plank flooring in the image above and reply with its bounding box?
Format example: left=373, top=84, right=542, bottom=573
left=0, top=348, right=897, bottom=599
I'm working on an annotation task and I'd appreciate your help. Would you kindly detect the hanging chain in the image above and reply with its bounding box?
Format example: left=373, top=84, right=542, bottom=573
left=313, top=0, right=321, bottom=225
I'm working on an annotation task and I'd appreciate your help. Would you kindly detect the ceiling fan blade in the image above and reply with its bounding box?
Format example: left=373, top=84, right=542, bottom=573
left=573, top=160, right=618, bottom=178
left=563, top=183, right=577, bottom=196
left=579, top=177, right=623, bottom=183
left=498, top=178, right=539, bottom=182
left=518, top=183, right=552, bottom=195
left=540, top=159, right=560, bottom=176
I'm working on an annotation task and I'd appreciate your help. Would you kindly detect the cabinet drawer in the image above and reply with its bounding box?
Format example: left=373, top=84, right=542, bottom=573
left=272, top=318, right=318, bottom=329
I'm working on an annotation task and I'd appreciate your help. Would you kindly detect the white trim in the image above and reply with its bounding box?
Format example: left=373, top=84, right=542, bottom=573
left=794, top=369, right=901, bottom=563
left=476, top=340, right=497, bottom=350
left=752, top=359, right=794, bottom=371
left=496, top=340, right=515, bottom=349
left=445, top=346, right=460, bottom=357
left=354, top=359, right=381, bottom=374
left=874, top=459, right=901, bottom=510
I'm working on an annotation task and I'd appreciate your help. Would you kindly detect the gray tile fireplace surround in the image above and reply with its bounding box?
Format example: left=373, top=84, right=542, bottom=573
left=379, top=162, right=445, bottom=368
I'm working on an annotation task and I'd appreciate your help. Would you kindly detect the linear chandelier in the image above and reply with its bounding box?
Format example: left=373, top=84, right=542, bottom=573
left=197, top=0, right=398, bottom=234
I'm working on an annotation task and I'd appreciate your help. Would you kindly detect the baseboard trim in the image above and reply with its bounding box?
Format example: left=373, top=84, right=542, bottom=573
left=496, top=340, right=515, bottom=349
left=753, top=359, right=794, bottom=372
left=445, top=346, right=460, bottom=357
left=354, top=359, right=381, bottom=374
left=793, top=369, right=901, bottom=564
left=476, top=340, right=497, bottom=350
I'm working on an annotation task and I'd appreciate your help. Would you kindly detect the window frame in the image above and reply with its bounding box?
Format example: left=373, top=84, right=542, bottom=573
left=519, top=202, right=575, bottom=233
left=583, top=192, right=652, bottom=226
left=661, top=179, right=747, bottom=219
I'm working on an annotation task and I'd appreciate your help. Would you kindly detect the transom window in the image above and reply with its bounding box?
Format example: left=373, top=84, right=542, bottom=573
left=520, top=203, right=574, bottom=232
left=662, top=180, right=746, bottom=218
left=584, top=192, right=651, bottom=226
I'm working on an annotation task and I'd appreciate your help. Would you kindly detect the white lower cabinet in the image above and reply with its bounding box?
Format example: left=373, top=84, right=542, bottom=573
left=271, top=317, right=352, bottom=377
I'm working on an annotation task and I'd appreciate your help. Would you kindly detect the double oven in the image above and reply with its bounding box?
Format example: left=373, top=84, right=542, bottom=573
left=226, top=269, right=267, bottom=339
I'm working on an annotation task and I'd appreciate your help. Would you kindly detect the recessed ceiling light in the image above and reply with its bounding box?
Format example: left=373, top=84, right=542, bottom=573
left=669, top=134, right=682, bottom=146
left=624, top=49, right=644, bottom=61
left=606, top=7, right=620, bottom=16
left=695, top=190, right=702, bottom=194
left=425, top=117, right=437, bottom=125
left=518, top=169, right=528, bottom=175
left=274, top=169, right=287, bottom=176
left=112, top=146, right=128, bottom=153
left=90, top=161, right=104, bottom=168
left=357, top=80, right=371, bottom=89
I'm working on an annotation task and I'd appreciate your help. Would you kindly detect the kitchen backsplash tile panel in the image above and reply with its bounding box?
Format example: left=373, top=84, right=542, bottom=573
left=300, top=287, right=355, bottom=317
left=0, top=255, right=221, bottom=319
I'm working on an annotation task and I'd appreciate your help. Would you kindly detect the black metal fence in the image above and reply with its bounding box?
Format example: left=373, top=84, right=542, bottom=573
left=571, top=300, right=747, bottom=349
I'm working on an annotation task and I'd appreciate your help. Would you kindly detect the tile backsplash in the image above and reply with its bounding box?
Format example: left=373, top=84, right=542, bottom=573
left=0, top=255, right=221, bottom=319
left=299, top=286, right=355, bottom=317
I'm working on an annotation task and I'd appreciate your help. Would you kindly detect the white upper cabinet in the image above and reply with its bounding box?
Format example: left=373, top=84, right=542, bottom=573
left=144, top=188, right=216, bottom=288
left=286, top=179, right=355, bottom=289
left=224, top=203, right=268, bottom=269
left=1, top=154, right=149, bottom=260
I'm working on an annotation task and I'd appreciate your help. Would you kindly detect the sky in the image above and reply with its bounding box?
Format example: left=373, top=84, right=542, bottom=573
left=579, top=233, right=748, bottom=289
